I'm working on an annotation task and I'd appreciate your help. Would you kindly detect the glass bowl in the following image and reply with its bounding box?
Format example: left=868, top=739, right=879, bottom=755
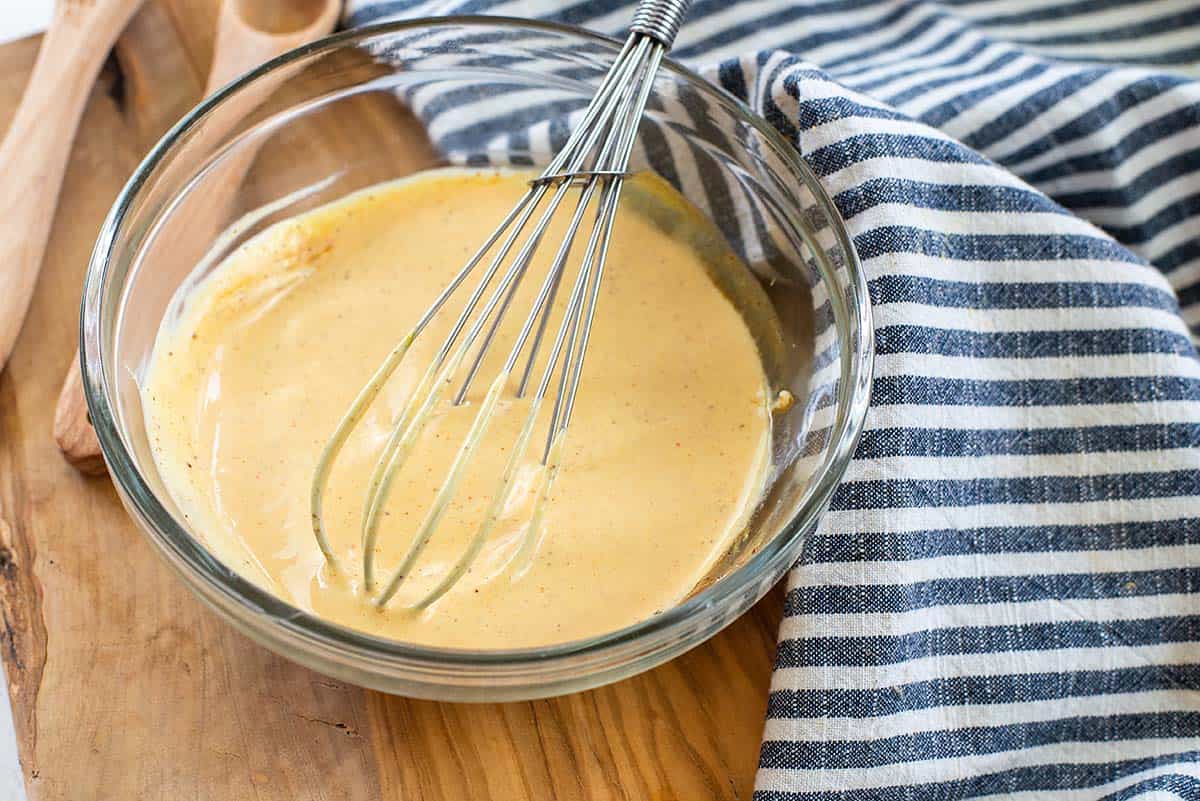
left=80, top=17, right=873, bottom=701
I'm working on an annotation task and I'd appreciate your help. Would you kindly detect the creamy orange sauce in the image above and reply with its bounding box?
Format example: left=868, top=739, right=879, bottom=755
left=142, top=169, right=771, bottom=649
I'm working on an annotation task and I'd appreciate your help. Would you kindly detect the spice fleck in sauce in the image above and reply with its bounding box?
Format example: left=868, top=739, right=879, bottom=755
left=143, top=169, right=771, bottom=648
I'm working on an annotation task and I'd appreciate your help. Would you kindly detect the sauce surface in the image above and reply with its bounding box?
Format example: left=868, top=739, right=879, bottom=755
left=142, top=169, right=770, bottom=649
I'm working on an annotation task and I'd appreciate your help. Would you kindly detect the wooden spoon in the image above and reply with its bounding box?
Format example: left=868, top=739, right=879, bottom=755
left=54, top=0, right=342, bottom=475
left=0, top=0, right=147, bottom=375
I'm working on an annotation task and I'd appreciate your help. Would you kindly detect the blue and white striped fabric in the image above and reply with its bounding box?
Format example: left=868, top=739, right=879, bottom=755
left=349, top=1, right=1200, bottom=797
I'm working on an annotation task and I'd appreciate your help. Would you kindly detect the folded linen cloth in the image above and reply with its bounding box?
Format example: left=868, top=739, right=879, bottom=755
left=348, top=1, right=1200, bottom=797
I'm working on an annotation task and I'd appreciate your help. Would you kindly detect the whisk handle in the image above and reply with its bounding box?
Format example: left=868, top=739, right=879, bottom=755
left=630, top=0, right=692, bottom=49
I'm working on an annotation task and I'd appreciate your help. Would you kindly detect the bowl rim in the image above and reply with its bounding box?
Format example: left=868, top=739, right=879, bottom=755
left=80, top=15, right=874, bottom=675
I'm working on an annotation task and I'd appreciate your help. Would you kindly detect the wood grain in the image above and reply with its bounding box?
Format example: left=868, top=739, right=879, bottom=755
left=0, top=3, right=784, bottom=798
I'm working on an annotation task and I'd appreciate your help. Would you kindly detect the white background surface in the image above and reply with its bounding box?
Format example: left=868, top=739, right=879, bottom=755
left=0, top=689, right=21, bottom=801
left=0, top=2, right=48, bottom=795
left=1, top=0, right=53, bottom=45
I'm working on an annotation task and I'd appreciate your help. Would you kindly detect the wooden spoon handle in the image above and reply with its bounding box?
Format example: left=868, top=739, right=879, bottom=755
left=55, top=0, right=340, bottom=474
left=0, top=3, right=141, bottom=374
left=53, top=359, right=102, bottom=474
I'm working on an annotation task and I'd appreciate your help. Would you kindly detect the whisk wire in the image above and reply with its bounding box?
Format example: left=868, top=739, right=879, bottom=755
left=356, top=80, right=643, bottom=586
left=557, top=47, right=664, bottom=438
left=311, top=0, right=690, bottom=606
left=376, top=42, right=662, bottom=604
left=374, top=78, right=653, bottom=607
left=360, top=42, right=663, bottom=594
left=358, top=174, right=588, bottom=583
left=356, top=38, right=655, bottom=566
left=309, top=37, right=651, bottom=569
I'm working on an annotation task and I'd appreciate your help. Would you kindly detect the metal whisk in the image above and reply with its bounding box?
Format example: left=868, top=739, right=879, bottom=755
left=310, top=0, right=692, bottom=610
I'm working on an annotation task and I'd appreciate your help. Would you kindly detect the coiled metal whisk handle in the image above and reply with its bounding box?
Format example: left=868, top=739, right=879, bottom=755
left=630, top=0, right=692, bottom=49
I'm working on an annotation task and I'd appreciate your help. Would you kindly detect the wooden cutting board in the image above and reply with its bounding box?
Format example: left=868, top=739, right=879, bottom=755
left=0, top=2, right=784, bottom=798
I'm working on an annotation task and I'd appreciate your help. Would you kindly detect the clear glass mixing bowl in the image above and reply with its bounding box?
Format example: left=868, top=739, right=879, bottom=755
left=80, top=18, right=873, bottom=701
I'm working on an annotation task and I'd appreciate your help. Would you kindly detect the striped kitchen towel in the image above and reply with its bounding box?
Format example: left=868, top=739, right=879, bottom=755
left=349, top=0, right=1200, bottom=797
